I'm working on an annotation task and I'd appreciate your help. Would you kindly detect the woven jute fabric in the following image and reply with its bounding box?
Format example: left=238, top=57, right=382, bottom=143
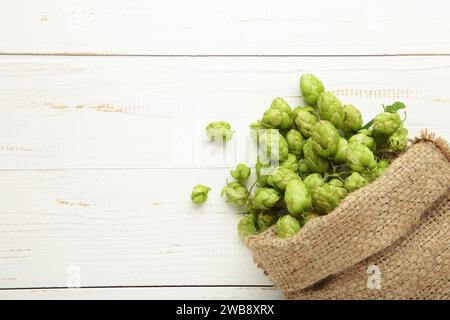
left=245, top=131, right=450, bottom=299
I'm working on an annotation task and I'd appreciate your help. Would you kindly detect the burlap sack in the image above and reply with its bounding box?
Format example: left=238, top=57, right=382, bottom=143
left=246, top=131, right=450, bottom=299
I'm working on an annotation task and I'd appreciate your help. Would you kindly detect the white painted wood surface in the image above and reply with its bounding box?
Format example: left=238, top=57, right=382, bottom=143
left=0, top=0, right=449, bottom=300
left=0, top=0, right=449, bottom=55
left=0, top=287, right=283, bottom=300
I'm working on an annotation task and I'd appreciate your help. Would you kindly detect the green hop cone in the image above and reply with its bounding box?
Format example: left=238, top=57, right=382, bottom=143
left=293, top=106, right=318, bottom=138
left=298, top=159, right=310, bottom=175
left=250, top=120, right=264, bottom=141
left=348, top=132, right=376, bottom=152
left=387, top=126, right=408, bottom=152
left=258, top=129, right=289, bottom=163
left=280, top=153, right=299, bottom=172
left=303, top=212, right=320, bottom=225
left=221, top=182, right=249, bottom=207
left=261, top=97, right=293, bottom=130
left=303, top=139, right=330, bottom=174
left=285, top=129, right=305, bottom=157
left=252, top=187, right=281, bottom=210
left=276, top=215, right=301, bottom=238
left=373, top=112, right=401, bottom=135
left=344, top=172, right=368, bottom=192
left=317, top=91, right=345, bottom=129
left=333, top=137, right=349, bottom=163
left=230, top=163, right=251, bottom=182
left=342, top=104, right=363, bottom=133
left=371, top=159, right=390, bottom=180
left=191, top=184, right=211, bottom=204
left=312, top=184, right=342, bottom=214
left=328, top=179, right=348, bottom=199
left=303, top=173, right=324, bottom=193
left=237, top=214, right=259, bottom=238
left=311, top=120, right=340, bottom=158
left=257, top=211, right=277, bottom=232
left=285, top=179, right=312, bottom=218
left=267, top=167, right=300, bottom=191
left=300, top=74, right=325, bottom=106
left=346, top=142, right=378, bottom=173
left=206, top=121, right=233, bottom=142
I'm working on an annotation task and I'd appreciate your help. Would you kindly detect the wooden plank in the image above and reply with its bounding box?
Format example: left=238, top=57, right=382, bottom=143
left=0, top=168, right=273, bottom=288
left=0, top=55, right=449, bottom=170
left=0, top=0, right=449, bottom=55
left=0, top=287, right=284, bottom=300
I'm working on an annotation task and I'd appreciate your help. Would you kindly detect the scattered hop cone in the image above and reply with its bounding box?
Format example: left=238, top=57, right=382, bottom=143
left=285, top=179, right=312, bottom=218
left=312, top=184, right=342, bottom=214
left=373, top=112, right=401, bottom=135
left=237, top=214, right=259, bottom=238
left=303, top=173, right=324, bottom=193
left=311, top=120, right=341, bottom=158
left=317, top=91, right=345, bottom=129
left=293, top=106, right=318, bottom=138
left=191, top=184, right=211, bottom=204
left=285, top=129, right=305, bottom=157
left=300, top=74, right=325, bottom=106
left=221, top=182, right=249, bottom=207
left=267, top=167, right=300, bottom=191
left=342, top=104, right=363, bottom=133
left=258, top=129, right=289, bottom=163
left=348, top=132, right=376, bottom=152
left=280, top=153, right=299, bottom=173
left=261, top=97, right=293, bottom=129
left=252, top=187, right=281, bottom=210
left=206, top=121, right=233, bottom=142
left=387, top=126, right=408, bottom=152
left=257, top=211, right=277, bottom=232
left=276, top=215, right=301, bottom=238
left=344, top=172, right=369, bottom=192
left=303, top=139, right=330, bottom=174
left=230, top=163, right=251, bottom=182
left=346, top=142, right=378, bottom=173
left=333, top=137, right=349, bottom=163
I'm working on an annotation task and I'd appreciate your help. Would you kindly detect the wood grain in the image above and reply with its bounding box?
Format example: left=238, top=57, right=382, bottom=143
left=0, top=0, right=449, bottom=55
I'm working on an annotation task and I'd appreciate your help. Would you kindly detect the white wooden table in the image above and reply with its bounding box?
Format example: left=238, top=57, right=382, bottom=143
left=0, top=0, right=449, bottom=299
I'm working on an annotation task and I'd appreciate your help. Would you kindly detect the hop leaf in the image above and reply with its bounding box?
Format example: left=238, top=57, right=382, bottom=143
left=276, top=215, right=301, bottom=238
left=191, top=184, right=211, bottom=204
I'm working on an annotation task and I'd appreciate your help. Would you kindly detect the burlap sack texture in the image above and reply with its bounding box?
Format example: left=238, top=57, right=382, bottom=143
left=245, top=131, right=450, bottom=299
